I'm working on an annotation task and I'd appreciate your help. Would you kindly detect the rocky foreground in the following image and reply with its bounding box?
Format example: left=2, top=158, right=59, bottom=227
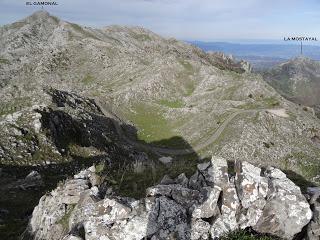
left=24, top=157, right=320, bottom=240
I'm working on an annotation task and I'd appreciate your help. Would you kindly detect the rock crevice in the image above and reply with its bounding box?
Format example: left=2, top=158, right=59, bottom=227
left=26, top=156, right=314, bottom=240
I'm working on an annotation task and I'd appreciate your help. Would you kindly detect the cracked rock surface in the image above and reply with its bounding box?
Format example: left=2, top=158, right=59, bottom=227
left=26, top=156, right=313, bottom=240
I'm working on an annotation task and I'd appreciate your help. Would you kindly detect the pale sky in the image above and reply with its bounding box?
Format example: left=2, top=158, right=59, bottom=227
left=1, top=0, right=320, bottom=41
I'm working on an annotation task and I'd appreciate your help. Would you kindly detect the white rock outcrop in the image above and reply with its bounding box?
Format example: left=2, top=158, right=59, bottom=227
left=26, top=156, right=313, bottom=240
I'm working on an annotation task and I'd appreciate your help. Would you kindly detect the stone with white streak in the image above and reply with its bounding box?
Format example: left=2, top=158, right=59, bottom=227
left=253, top=166, right=313, bottom=239
left=27, top=159, right=313, bottom=240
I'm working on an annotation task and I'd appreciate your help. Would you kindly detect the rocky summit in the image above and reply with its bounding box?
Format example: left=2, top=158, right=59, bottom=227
left=1, top=10, right=320, bottom=240
left=24, top=156, right=317, bottom=240
left=262, top=57, right=320, bottom=117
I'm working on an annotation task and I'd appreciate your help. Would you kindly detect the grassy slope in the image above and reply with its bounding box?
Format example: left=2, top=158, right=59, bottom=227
left=123, top=102, right=190, bottom=148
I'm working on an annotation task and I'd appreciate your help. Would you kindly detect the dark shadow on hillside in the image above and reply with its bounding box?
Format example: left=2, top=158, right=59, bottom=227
left=283, top=170, right=317, bottom=194
left=149, top=136, right=192, bottom=149
left=1, top=89, right=316, bottom=239
left=0, top=90, right=207, bottom=240
left=122, top=124, right=193, bottom=150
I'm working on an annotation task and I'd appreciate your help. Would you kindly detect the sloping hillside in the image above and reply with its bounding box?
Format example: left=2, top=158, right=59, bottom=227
left=263, top=57, right=320, bottom=117
left=1, top=11, right=320, bottom=183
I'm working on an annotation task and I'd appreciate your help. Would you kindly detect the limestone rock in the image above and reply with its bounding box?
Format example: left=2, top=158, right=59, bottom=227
left=210, top=217, right=231, bottom=239
left=27, top=158, right=314, bottom=240
left=192, top=187, right=220, bottom=219
left=16, top=170, right=44, bottom=190
left=175, top=173, right=189, bottom=187
left=160, top=175, right=175, bottom=185
left=234, top=161, right=269, bottom=229
left=235, top=161, right=268, bottom=209
left=211, top=178, right=240, bottom=237
left=29, top=172, right=92, bottom=240
left=159, top=156, right=173, bottom=165
left=253, top=166, right=312, bottom=239
left=191, top=219, right=210, bottom=240
left=209, top=156, right=229, bottom=188
left=189, top=170, right=206, bottom=190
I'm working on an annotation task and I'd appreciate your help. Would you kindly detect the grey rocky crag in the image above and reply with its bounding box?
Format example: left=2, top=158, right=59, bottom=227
left=26, top=156, right=313, bottom=240
left=262, top=56, right=320, bottom=117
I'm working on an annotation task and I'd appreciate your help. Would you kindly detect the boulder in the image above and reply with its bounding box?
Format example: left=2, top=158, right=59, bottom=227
left=155, top=196, right=188, bottom=237
left=210, top=217, right=231, bottom=239
left=253, top=167, right=312, bottom=239
left=158, top=156, right=173, bottom=165
left=192, top=187, right=221, bottom=219
left=235, top=161, right=268, bottom=209
left=18, top=170, right=44, bottom=189
left=115, top=214, right=154, bottom=240
left=175, top=173, right=189, bottom=187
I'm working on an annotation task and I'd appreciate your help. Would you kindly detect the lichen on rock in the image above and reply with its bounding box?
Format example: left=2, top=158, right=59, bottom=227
left=26, top=156, right=313, bottom=240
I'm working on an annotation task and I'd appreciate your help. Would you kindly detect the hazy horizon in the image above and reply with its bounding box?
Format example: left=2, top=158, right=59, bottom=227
left=2, top=9, right=320, bottom=46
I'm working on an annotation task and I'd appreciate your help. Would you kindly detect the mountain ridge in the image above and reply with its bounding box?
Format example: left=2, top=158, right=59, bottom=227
left=1, top=11, right=320, bottom=239
left=262, top=56, right=320, bottom=117
left=190, top=41, right=320, bottom=70
left=1, top=11, right=319, bottom=179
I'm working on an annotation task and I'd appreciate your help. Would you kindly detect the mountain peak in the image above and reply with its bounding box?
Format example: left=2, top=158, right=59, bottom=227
left=22, top=10, right=61, bottom=25
left=28, top=10, right=51, bottom=19
left=263, top=54, right=320, bottom=109
left=283, top=56, right=320, bottom=71
left=290, top=55, right=316, bottom=64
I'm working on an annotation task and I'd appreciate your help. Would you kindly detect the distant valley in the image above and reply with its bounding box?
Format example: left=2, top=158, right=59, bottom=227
left=190, top=41, right=320, bottom=70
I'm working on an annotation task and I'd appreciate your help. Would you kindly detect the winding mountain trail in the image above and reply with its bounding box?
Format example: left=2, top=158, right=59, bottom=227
left=95, top=99, right=266, bottom=156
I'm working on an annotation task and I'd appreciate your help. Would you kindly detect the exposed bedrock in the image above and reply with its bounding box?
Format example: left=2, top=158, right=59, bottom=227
left=25, top=156, right=316, bottom=240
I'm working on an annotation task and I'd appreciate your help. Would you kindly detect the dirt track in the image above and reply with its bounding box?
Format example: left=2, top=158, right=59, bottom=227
left=95, top=99, right=267, bottom=156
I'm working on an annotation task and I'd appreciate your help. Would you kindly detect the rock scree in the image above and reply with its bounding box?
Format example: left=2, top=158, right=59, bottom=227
left=24, top=156, right=314, bottom=240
